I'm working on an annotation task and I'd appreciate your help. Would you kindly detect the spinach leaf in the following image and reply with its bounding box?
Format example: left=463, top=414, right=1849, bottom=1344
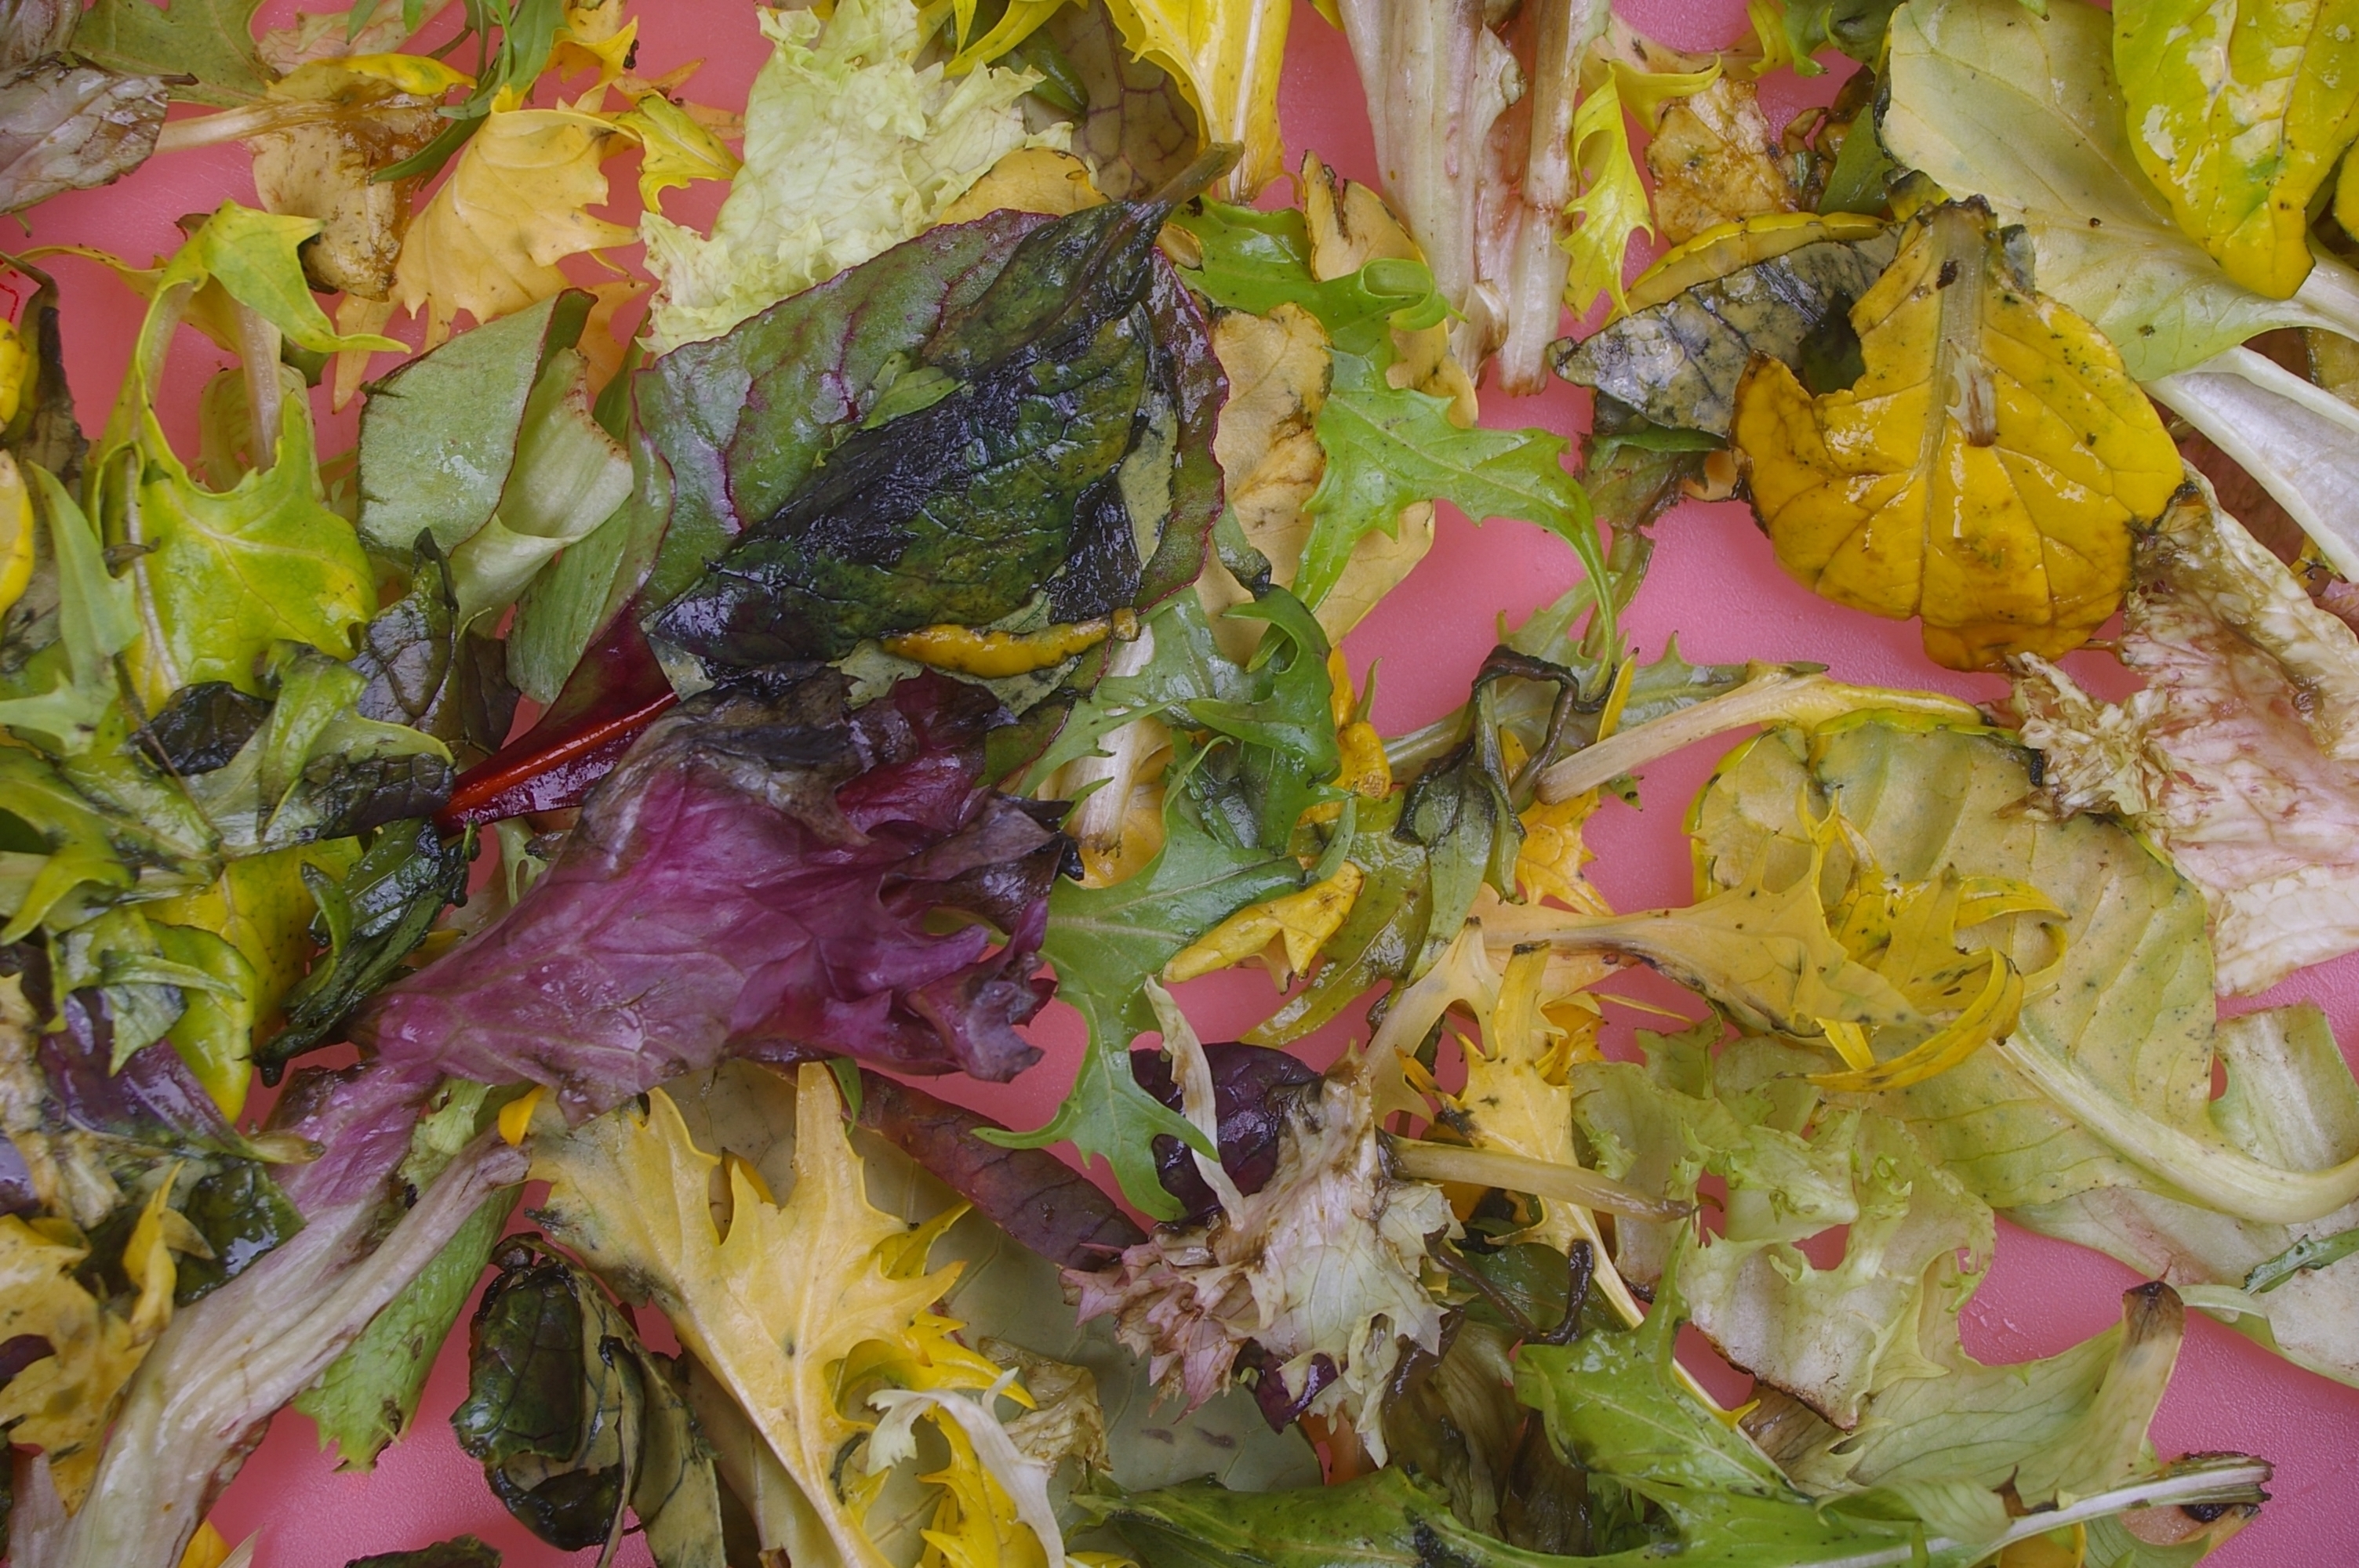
left=260, top=819, right=471, bottom=1080
left=646, top=190, right=1223, bottom=670
left=453, top=1239, right=723, bottom=1566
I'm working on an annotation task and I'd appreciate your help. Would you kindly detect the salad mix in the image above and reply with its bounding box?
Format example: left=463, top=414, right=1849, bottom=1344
left=0, top=0, right=2354, bottom=1563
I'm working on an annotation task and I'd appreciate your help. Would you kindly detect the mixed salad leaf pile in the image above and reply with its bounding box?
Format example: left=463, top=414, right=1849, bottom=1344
left=2, top=0, right=2357, bottom=1563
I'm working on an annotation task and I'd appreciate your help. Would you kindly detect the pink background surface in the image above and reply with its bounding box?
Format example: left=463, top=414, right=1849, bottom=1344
left=24, top=1, right=2359, bottom=1561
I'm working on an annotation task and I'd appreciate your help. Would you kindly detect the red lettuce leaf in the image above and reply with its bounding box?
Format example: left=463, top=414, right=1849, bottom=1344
left=359, top=673, right=1063, bottom=1120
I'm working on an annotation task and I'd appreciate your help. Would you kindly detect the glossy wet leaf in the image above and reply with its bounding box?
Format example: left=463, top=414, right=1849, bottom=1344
left=2116, top=0, right=2359, bottom=300
left=1732, top=200, right=2182, bottom=670
left=1553, top=227, right=1895, bottom=437
left=1882, top=0, right=2359, bottom=380
left=1049, top=0, right=1198, bottom=199
left=453, top=1238, right=723, bottom=1563
left=260, top=819, right=471, bottom=1077
left=652, top=193, right=1222, bottom=668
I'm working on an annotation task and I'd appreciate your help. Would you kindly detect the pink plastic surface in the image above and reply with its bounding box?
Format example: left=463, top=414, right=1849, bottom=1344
left=29, top=2, right=2359, bottom=1561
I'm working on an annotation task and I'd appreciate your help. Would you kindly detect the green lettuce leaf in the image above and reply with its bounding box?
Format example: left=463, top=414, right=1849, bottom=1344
left=1692, top=717, right=2359, bottom=1223
left=71, top=0, right=270, bottom=107
left=988, top=590, right=1340, bottom=1216
left=639, top=0, right=1061, bottom=353
left=296, top=1183, right=516, bottom=1471
left=1881, top=0, right=2359, bottom=380
left=2115, top=0, right=2359, bottom=299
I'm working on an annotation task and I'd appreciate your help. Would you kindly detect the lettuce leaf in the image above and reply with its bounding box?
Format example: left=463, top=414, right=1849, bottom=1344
left=2014, top=476, right=2359, bottom=994
left=640, top=0, right=1062, bottom=353
left=1881, top=0, right=2359, bottom=381
left=1692, top=717, right=2359, bottom=1226
left=358, top=673, right=1063, bottom=1105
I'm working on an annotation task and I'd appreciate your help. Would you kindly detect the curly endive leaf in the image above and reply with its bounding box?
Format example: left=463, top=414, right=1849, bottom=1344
left=393, top=103, right=635, bottom=347
left=2115, top=0, right=2359, bottom=300
left=1732, top=198, right=2183, bottom=670
left=531, top=1066, right=959, bottom=1568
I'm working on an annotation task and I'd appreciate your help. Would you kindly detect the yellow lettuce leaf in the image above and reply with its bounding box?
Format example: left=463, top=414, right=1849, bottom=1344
left=1643, top=74, right=1799, bottom=246
left=616, top=91, right=742, bottom=216
left=1164, top=862, right=1365, bottom=987
left=531, top=1066, right=967, bottom=1568
left=392, top=101, right=636, bottom=347
left=0, top=1173, right=193, bottom=1507
left=1732, top=199, right=2183, bottom=670
left=1103, top=0, right=1292, bottom=198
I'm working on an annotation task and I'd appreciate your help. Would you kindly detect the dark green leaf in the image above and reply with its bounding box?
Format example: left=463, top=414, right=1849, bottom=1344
left=1549, top=234, right=1897, bottom=438
left=169, top=1153, right=306, bottom=1302
left=346, top=1537, right=501, bottom=1568
left=132, top=681, right=270, bottom=775
left=652, top=189, right=1224, bottom=668
left=260, top=819, right=471, bottom=1080
left=456, top=1239, right=724, bottom=1566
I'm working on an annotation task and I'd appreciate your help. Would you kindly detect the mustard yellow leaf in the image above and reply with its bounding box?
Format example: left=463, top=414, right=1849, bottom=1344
left=531, top=1066, right=962, bottom=1568
left=0, top=1172, right=187, bottom=1507
left=1163, top=861, right=1365, bottom=986
left=1644, top=74, right=1800, bottom=246
left=1627, top=210, right=1887, bottom=312
left=932, top=147, right=1106, bottom=224
left=1731, top=200, right=2183, bottom=670
left=617, top=91, right=742, bottom=216
left=1102, top=0, right=1293, bottom=198
left=392, top=104, right=635, bottom=347
left=0, top=451, right=31, bottom=620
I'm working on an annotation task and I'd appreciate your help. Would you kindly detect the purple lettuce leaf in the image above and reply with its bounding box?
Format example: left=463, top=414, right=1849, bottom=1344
left=359, top=671, right=1062, bottom=1119
left=1130, top=1040, right=1321, bottom=1223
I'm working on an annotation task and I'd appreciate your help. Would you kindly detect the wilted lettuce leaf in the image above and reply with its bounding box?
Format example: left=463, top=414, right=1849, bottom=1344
left=453, top=1238, right=723, bottom=1564
left=0, top=56, right=169, bottom=213
left=2012, top=1003, right=2359, bottom=1390
left=990, top=592, right=1338, bottom=1216
left=1171, top=198, right=1611, bottom=631
left=359, top=673, right=1062, bottom=1109
left=1692, top=717, right=2359, bottom=1229
left=294, top=1180, right=514, bottom=1471
left=2013, top=478, right=2359, bottom=996
left=1551, top=230, right=1896, bottom=438
left=640, top=0, right=1060, bottom=352
left=652, top=187, right=1223, bottom=670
